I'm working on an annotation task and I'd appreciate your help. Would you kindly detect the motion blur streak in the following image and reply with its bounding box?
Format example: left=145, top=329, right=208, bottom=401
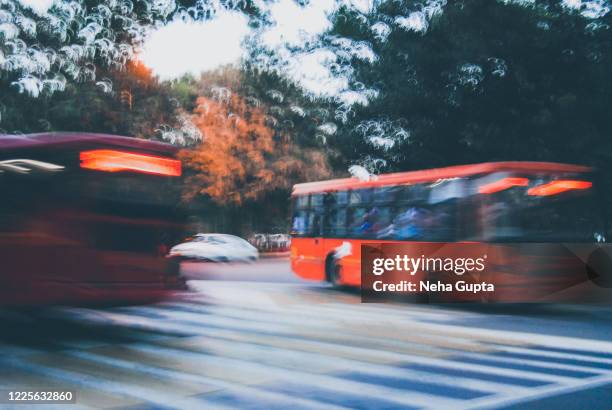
left=0, top=159, right=65, bottom=173
left=528, top=180, right=592, bottom=196
left=478, top=177, right=529, bottom=194
left=0, top=133, right=187, bottom=307
left=80, top=150, right=182, bottom=177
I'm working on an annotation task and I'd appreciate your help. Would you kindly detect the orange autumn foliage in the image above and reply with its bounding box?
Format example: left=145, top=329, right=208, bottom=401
left=181, top=95, right=330, bottom=205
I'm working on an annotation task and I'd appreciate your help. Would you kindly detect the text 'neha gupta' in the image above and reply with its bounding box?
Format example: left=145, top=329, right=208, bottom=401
left=371, top=255, right=487, bottom=276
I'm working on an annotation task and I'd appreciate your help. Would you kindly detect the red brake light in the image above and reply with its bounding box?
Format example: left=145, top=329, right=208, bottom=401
left=527, top=180, right=591, bottom=196
left=80, top=150, right=181, bottom=177
left=478, top=177, right=529, bottom=194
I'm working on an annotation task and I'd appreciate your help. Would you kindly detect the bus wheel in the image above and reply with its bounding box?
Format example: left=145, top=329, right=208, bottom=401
left=325, top=254, right=342, bottom=287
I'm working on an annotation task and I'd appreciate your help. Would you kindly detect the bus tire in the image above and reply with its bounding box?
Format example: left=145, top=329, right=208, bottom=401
left=325, top=254, right=342, bottom=287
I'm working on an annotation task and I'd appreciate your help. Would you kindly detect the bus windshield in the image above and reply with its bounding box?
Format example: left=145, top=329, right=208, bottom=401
left=479, top=186, right=603, bottom=242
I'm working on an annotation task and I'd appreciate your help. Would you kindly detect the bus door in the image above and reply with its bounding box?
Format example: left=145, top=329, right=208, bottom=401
left=308, top=193, right=326, bottom=277
left=323, top=191, right=351, bottom=281
left=290, top=193, right=326, bottom=280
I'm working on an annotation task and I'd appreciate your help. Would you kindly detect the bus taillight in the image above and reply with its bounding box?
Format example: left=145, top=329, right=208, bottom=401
left=80, top=150, right=182, bottom=177
left=527, top=180, right=592, bottom=196
left=478, top=177, right=529, bottom=194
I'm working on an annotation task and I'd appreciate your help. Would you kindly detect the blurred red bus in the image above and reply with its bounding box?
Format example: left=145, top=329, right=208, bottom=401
left=0, top=132, right=187, bottom=306
left=289, top=162, right=607, bottom=301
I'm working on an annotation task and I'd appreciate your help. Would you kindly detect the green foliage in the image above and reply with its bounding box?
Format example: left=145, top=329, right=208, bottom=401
left=186, top=63, right=339, bottom=151
left=322, top=0, right=612, bottom=172
left=0, top=0, right=300, bottom=132
left=0, top=62, right=184, bottom=140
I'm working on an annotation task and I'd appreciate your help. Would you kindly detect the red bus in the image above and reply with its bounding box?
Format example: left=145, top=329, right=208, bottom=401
left=289, top=162, right=606, bottom=300
left=0, top=132, right=187, bottom=306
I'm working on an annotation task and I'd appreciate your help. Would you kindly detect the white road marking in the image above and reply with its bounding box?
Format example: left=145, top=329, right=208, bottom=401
left=1, top=280, right=611, bottom=409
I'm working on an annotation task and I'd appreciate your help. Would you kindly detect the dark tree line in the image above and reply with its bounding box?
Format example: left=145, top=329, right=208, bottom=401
left=319, top=0, right=612, bottom=173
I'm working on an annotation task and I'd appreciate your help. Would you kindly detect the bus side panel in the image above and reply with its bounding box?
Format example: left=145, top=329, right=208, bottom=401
left=290, top=237, right=326, bottom=281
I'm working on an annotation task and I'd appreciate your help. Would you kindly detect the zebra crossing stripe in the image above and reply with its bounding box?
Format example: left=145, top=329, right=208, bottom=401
left=493, top=345, right=612, bottom=365
left=5, top=293, right=610, bottom=409
left=127, top=342, right=470, bottom=409
left=148, top=333, right=531, bottom=396
left=461, top=373, right=612, bottom=410
left=452, top=352, right=612, bottom=376
left=159, top=303, right=491, bottom=353
left=119, top=305, right=461, bottom=357
left=63, top=350, right=348, bottom=410
left=65, top=303, right=601, bottom=385
left=87, top=307, right=608, bottom=382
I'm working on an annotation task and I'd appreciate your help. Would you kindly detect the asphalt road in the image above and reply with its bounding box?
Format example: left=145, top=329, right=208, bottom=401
left=0, top=257, right=611, bottom=409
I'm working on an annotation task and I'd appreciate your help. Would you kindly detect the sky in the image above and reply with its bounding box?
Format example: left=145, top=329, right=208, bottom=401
left=140, top=0, right=366, bottom=95
left=140, top=11, right=251, bottom=78
left=17, top=0, right=55, bottom=15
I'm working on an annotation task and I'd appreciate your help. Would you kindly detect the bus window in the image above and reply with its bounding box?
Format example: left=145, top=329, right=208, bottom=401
left=394, top=206, right=430, bottom=239
left=374, top=186, right=399, bottom=203
left=311, top=193, right=324, bottom=208
left=325, top=208, right=347, bottom=237
left=372, top=207, right=394, bottom=238
left=349, top=189, right=373, bottom=205
left=399, top=184, right=429, bottom=203
left=347, top=206, right=391, bottom=238
left=393, top=202, right=456, bottom=241
left=292, top=208, right=324, bottom=237
left=480, top=186, right=601, bottom=242
left=331, top=190, right=349, bottom=206
left=426, top=202, right=457, bottom=240
left=291, top=210, right=309, bottom=236
left=348, top=207, right=368, bottom=237
left=309, top=211, right=324, bottom=237
left=429, top=178, right=469, bottom=203
left=296, top=195, right=309, bottom=209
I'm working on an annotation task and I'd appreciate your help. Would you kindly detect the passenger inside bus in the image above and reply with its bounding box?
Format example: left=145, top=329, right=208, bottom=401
left=292, top=174, right=602, bottom=243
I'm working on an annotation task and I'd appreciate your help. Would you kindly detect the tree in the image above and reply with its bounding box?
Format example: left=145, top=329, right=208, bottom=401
left=178, top=88, right=330, bottom=234
left=0, top=0, right=175, bottom=99
left=0, top=59, right=200, bottom=147
left=182, top=63, right=341, bottom=151
left=181, top=92, right=330, bottom=205
left=176, top=65, right=334, bottom=233
left=307, top=0, right=612, bottom=174
left=0, top=0, right=292, bottom=131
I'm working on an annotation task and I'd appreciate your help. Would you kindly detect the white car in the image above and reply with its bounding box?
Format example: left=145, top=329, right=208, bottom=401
left=169, top=233, right=259, bottom=262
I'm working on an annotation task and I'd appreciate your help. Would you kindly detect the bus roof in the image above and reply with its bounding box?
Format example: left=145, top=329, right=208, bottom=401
left=292, top=161, right=591, bottom=196
left=0, top=132, right=177, bottom=155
